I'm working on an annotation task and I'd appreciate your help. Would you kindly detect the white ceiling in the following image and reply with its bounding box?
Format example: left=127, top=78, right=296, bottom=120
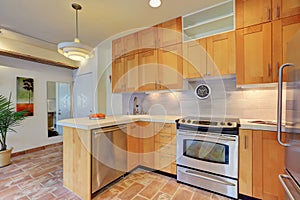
left=0, top=0, right=225, bottom=49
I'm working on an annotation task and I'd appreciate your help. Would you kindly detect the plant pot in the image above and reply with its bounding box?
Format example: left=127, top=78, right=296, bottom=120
left=0, top=147, right=13, bottom=167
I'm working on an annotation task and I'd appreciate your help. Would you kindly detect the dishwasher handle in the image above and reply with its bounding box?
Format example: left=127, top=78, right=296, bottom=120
left=93, top=125, right=126, bottom=135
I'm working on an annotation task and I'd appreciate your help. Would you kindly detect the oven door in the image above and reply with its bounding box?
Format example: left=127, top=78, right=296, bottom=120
left=177, top=130, right=238, bottom=178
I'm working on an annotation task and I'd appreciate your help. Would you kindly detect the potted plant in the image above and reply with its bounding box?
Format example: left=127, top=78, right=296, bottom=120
left=0, top=93, right=27, bottom=167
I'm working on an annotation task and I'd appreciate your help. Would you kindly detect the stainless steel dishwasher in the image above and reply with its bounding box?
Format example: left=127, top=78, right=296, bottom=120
left=92, top=124, right=127, bottom=193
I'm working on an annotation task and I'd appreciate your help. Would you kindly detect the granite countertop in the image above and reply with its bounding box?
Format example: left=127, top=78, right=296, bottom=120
left=58, top=115, right=281, bottom=132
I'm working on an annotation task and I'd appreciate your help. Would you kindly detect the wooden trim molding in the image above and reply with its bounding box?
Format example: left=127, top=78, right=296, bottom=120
left=0, top=49, right=78, bottom=69
left=11, top=142, right=63, bottom=157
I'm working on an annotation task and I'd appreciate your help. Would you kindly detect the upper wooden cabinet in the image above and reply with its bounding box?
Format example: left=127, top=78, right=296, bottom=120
left=272, top=0, right=300, bottom=20
left=236, top=23, right=272, bottom=85
left=272, top=14, right=300, bottom=82
left=236, top=0, right=300, bottom=29
left=112, top=32, right=139, bottom=59
left=138, top=26, right=158, bottom=52
left=158, top=44, right=183, bottom=90
left=124, top=53, right=139, bottom=92
left=157, top=17, right=182, bottom=48
left=112, top=57, right=126, bottom=93
left=183, top=38, right=207, bottom=79
left=183, top=31, right=235, bottom=79
left=236, top=15, right=300, bottom=85
left=207, top=31, right=236, bottom=76
left=236, top=0, right=272, bottom=29
left=138, top=49, right=158, bottom=91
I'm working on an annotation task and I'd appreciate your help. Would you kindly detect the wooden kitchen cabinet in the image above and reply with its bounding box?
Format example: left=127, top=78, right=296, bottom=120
left=139, top=122, right=155, bottom=169
left=207, top=31, right=236, bottom=76
left=158, top=44, right=183, bottom=90
left=154, top=123, right=176, bottom=175
left=239, top=129, right=286, bottom=200
left=236, top=0, right=272, bottom=29
left=183, top=38, right=207, bottom=78
left=112, top=32, right=139, bottom=59
left=239, top=129, right=253, bottom=197
left=138, top=26, right=158, bottom=52
left=157, top=17, right=182, bottom=48
left=124, top=53, right=139, bottom=92
left=112, top=57, right=126, bottom=93
left=138, top=49, right=158, bottom=91
left=127, top=122, right=140, bottom=172
left=272, top=0, right=300, bottom=20
left=236, top=23, right=272, bottom=85
left=272, top=14, right=300, bottom=82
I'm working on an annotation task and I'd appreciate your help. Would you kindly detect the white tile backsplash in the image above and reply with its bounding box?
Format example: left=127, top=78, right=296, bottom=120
left=122, top=77, right=285, bottom=120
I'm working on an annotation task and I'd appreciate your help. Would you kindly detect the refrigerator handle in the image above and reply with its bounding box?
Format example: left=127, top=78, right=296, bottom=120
left=277, top=63, right=294, bottom=147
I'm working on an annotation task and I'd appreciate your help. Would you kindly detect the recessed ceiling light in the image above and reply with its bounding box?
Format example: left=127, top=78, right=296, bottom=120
left=149, top=0, right=161, bottom=8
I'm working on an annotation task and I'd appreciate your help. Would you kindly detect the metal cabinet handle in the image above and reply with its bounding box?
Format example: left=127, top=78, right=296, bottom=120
left=268, top=8, right=271, bottom=20
left=277, top=63, right=295, bottom=146
left=180, top=169, right=236, bottom=186
left=276, top=4, right=280, bottom=18
left=244, top=135, right=247, bottom=149
left=278, top=174, right=300, bottom=200
left=268, top=63, right=271, bottom=77
left=178, top=132, right=236, bottom=141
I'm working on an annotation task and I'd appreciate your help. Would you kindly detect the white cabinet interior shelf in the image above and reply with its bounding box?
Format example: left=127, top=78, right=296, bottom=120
left=183, top=0, right=235, bottom=42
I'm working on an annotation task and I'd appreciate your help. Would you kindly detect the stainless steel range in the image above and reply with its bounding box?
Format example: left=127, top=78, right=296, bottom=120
left=176, top=117, right=239, bottom=199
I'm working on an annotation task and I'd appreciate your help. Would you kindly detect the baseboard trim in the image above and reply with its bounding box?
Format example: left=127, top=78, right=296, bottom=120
left=11, top=142, right=63, bottom=157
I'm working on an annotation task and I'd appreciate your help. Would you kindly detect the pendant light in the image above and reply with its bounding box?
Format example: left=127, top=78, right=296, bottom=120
left=57, top=3, right=93, bottom=62
left=149, top=0, right=162, bottom=8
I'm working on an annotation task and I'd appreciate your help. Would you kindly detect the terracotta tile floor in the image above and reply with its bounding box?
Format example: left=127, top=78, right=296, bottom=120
left=0, top=144, right=230, bottom=200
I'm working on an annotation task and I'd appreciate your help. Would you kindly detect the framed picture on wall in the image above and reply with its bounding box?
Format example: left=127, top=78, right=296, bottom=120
left=16, top=77, right=34, bottom=116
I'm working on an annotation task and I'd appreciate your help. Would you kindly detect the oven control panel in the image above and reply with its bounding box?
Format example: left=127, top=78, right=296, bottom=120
left=177, top=117, right=239, bottom=129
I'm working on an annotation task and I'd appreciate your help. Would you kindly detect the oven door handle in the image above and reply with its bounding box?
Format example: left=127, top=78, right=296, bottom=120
left=178, top=132, right=236, bottom=141
left=180, top=169, right=236, bottom=186
left=278, top=174, right=300, bottom=200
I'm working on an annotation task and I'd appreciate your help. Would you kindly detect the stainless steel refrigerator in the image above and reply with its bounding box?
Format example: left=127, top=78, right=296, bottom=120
left=277, top=30, right=300, bottom=200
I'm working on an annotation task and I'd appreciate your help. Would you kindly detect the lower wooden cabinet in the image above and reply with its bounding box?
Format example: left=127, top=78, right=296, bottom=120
left=126, top=122, right=176, bottom=175
left=239, top=129, right=286, bottom=200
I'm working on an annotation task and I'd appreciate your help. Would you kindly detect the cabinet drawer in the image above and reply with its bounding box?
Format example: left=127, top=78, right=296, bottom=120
left=155, top=133, right=175, bottom=143
left=155, top=123, right=175, bottom=134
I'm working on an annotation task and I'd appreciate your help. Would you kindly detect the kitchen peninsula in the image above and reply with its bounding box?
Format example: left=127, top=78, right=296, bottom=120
left=57, top=115, right=179, bottom=200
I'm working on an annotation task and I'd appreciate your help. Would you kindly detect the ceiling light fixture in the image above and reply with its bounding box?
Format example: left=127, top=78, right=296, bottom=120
left=149, top=0, right=162, bottom=8
left=57, top=3, right=93, bottom=62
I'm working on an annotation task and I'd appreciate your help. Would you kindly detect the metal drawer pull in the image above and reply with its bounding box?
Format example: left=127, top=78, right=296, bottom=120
left=178, top=132, right=236, bottom=141
left=278, top=174, right=299, bottom=200
left=94, top=125, right=125, bottom=135
left=180, top=169, right=235, bottom=186
left=244, top=135, right=247, bottom=149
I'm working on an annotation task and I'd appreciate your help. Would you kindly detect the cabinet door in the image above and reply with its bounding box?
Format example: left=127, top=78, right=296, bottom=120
left=138, top=26, right=157, bottom=51
left=127, top=123, right=140, bottom=172
left=273, top=0, right=300, bottom=19
left=112, top=57, right=126, bottom=93
left=138, top=50, right=158, bottom=91
left=158, top=17, right=182, bottom=48
left=158, top=44, right=183, bottom=90
left=236, top=0, right=272, bottom=29
left=124, top=53, right=139, bottom=92
left=112, top=38, right=124, bottom=59
left=262, top=131, right=285, bottom=200
left=123, top=32, right=139, bottom=56
left=183, top=39, right=207, bottom=78
left=207, top=31, right=235, bottom=76
left=236, top=23, right=272, bottom=85
left=138, top=122, right=155, bottom=169
left=273, top=15, right=300, bottom=82
left=239, top=130, right=253, bottom=197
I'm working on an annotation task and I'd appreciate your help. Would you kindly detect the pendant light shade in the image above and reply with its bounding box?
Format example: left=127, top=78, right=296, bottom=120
left=57, top=3, right=93, bottom=62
